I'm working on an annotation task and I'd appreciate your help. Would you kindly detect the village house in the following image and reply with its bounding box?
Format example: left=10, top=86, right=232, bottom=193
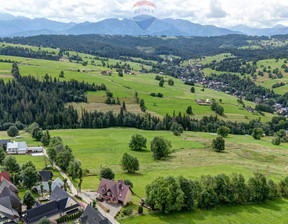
left=23, top=186, right=82, bottom=224
left=0, top=172, right=22, bottom=223
left=246, top=106, right=255, bottom=113
left=197, top=98, right=212, bottom=106
left=0, top=139, right=10, bottom=147
left=97, top=179, right=132, bottom=206
left=6, top=141, right=43, bottom=155
left=79, top=205, right=111, bottom=224
left=0, top=179, right=18, bottom=196
left=0, top=196, right=20, bottom=224
left=33, top=178, right=64, bottom=194
left=39, top=170, right=53, bottom=182
left=0, top=171, right=11, bottom=183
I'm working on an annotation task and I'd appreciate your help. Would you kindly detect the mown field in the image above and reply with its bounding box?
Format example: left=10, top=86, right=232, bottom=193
left=120, top=198, right=288, bottom=224
left=0, top=52, right=275, bottom=122
left=1, top=128, right=287, bottom=223
left=1, top=44, right=288, bottom=223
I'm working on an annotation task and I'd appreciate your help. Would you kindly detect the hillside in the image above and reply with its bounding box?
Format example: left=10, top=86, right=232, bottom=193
left=0, top=39, right=288, bottom=224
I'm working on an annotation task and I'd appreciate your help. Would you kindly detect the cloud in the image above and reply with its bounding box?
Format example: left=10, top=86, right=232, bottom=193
left=207, top=0, right=227, bottom=18
left=0, top=0, right=288, bottom=28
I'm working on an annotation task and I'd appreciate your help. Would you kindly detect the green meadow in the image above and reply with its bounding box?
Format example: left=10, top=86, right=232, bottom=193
left=119, top=198, right=288, bottom=224
left=0, top=45, right=277, bottom=122
left=2, top=128, right=287, bottom=223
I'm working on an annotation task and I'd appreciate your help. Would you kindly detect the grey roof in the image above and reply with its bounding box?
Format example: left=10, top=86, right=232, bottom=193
left=25, top=200, right=60, bottom=223
left=50, top=186, right=70, bottom=201
left=79, top=205, right=111, bottom=224
left=0, top=178, right=18, bottom=194
left=0, top=196, right=19, bottom=223
left=34, top=177, right=64, bottom=193
left=25, top=195, right=81, bottom=224
left=0, top=187, right=22, bottom=213
left=39, top=170, right=53, bottom=181
left=0, top=139, right=10, bottom=145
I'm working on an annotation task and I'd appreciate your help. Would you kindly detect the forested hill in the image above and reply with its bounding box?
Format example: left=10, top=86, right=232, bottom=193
left=4, top=34, right=288, bottom=60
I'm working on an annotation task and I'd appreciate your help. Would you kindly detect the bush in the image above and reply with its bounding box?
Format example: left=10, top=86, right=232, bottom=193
left=252, top=128, right=264, bottom=140
left=272, top=136, right=281, bottom=145
left=7, top=125, right=19, bottom=137
left=217, top=126, right=230, bottom=138
left=138, top=206, right=143, bottom=214
left=129, top=134, right=147, bottom=151
left=212, top=137, right=225, bottom=152
left=124, top=179, right=133, bottom=188
left=123, top=208, right=133, bottom=216
left=121, top=153, right=140, bottom=173
left=100, top=168, right=115, bottom=180
left=151, top=136, right=172, bottom=160
left=211, top=102, right=224, bottom=116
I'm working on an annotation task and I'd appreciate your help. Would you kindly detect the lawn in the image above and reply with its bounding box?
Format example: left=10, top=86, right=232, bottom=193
left=1, top=128, right=288, bottom=222
left=0, top=51, right=276, bottom=122
left=119, top=199, right=288, bottom=224
left=46, top=128, right=288, bottom=223
left=45, top=128, right=288, bottom=193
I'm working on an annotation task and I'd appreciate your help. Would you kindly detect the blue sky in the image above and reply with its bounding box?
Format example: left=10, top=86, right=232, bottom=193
left=0, top=0, right=288, bottom=28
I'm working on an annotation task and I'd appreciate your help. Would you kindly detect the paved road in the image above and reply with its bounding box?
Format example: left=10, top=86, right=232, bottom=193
left=43, top=149, right=120, bottom=224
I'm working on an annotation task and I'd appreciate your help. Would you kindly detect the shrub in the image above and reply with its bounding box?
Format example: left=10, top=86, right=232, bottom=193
left=252, top=128, right=264, bottom=140
left=123, top=208, right=133, bottom=216
left=7, top=125, right=19, bottom=137
left=138, top=206, right=143, bottom=214
left=100, top=168, right=115, bottom=180
left=212, top=137, right=225, bottom=152
left=272, top=136, right=281, bottom=145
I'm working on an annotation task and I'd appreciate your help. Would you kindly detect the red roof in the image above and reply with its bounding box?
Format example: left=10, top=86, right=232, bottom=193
left=0, top=171, right=11, bottom=183
left=97, top=179, right=131, bottom=203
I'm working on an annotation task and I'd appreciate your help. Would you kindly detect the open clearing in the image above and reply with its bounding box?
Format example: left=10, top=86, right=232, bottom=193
left=1, top=128, right=287, bottom=223
left=0, top=54, right=272, bottom=122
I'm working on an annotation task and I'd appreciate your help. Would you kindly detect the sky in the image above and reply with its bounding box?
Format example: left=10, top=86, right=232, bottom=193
left=0, top=0, right=288, bottom=28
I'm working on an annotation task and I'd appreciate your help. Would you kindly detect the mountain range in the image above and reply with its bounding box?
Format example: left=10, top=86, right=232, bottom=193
left=1, top=13, right=288, bottom=37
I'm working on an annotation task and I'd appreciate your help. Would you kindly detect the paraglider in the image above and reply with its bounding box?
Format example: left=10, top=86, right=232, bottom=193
left=133, top=1, right=156, bottom=30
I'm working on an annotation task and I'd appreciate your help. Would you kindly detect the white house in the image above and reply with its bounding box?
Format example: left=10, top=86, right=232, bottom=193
left=6, top=141, right=27, bottom=155
left=6, top=141, right=43, bottom=155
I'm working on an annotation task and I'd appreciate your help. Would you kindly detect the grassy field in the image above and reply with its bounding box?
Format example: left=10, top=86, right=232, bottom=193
left=0, top=46, right=277, bottom=122
left=50, top=128, right=288, bottom=223
left=1, top=127, right=288, bottom=222
left=119, top=199, right=288, bottom=224
left=41, top=128, right=288, bottom=193
left=0, top=131, right=63, bottom=188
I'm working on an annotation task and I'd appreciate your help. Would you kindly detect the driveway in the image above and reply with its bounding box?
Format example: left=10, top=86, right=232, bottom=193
left=101, top=201, right=122, bottom=217
left=82, top=191, right=122, bottom=217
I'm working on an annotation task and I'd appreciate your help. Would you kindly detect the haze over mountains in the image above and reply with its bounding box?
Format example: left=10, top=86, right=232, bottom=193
left=1, top=13, right=288, bottom=37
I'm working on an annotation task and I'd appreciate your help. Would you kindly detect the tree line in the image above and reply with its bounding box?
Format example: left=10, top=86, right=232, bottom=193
left=0, top=63, right=106, bottom=130
left=0, top=45, right=61, bottom=60
left=145, top=173, right=288, bottom=214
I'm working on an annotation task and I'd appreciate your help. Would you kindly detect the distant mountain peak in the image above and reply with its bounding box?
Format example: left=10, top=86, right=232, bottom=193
left=0, top=13, right=287, bottom=37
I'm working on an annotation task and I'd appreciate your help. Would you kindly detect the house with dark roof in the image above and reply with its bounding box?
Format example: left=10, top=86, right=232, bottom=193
left=0, top=178, right=18, bottom=195
left=39, top=170, right=53, bottom=182
left=0, top=196, right=20, bottom=224
left=0, top=186, right=22, bottom=214
left=34, top=177, right=64, bottom=194
left=79, top=205, right=111, bottom=224
left=0, top=139, right=10, bottom=146
left=23, top=186, right=82, bottom=224
left=97, top=179, right=132, bottom=206
left=0, top=171, right=11, bottom=183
